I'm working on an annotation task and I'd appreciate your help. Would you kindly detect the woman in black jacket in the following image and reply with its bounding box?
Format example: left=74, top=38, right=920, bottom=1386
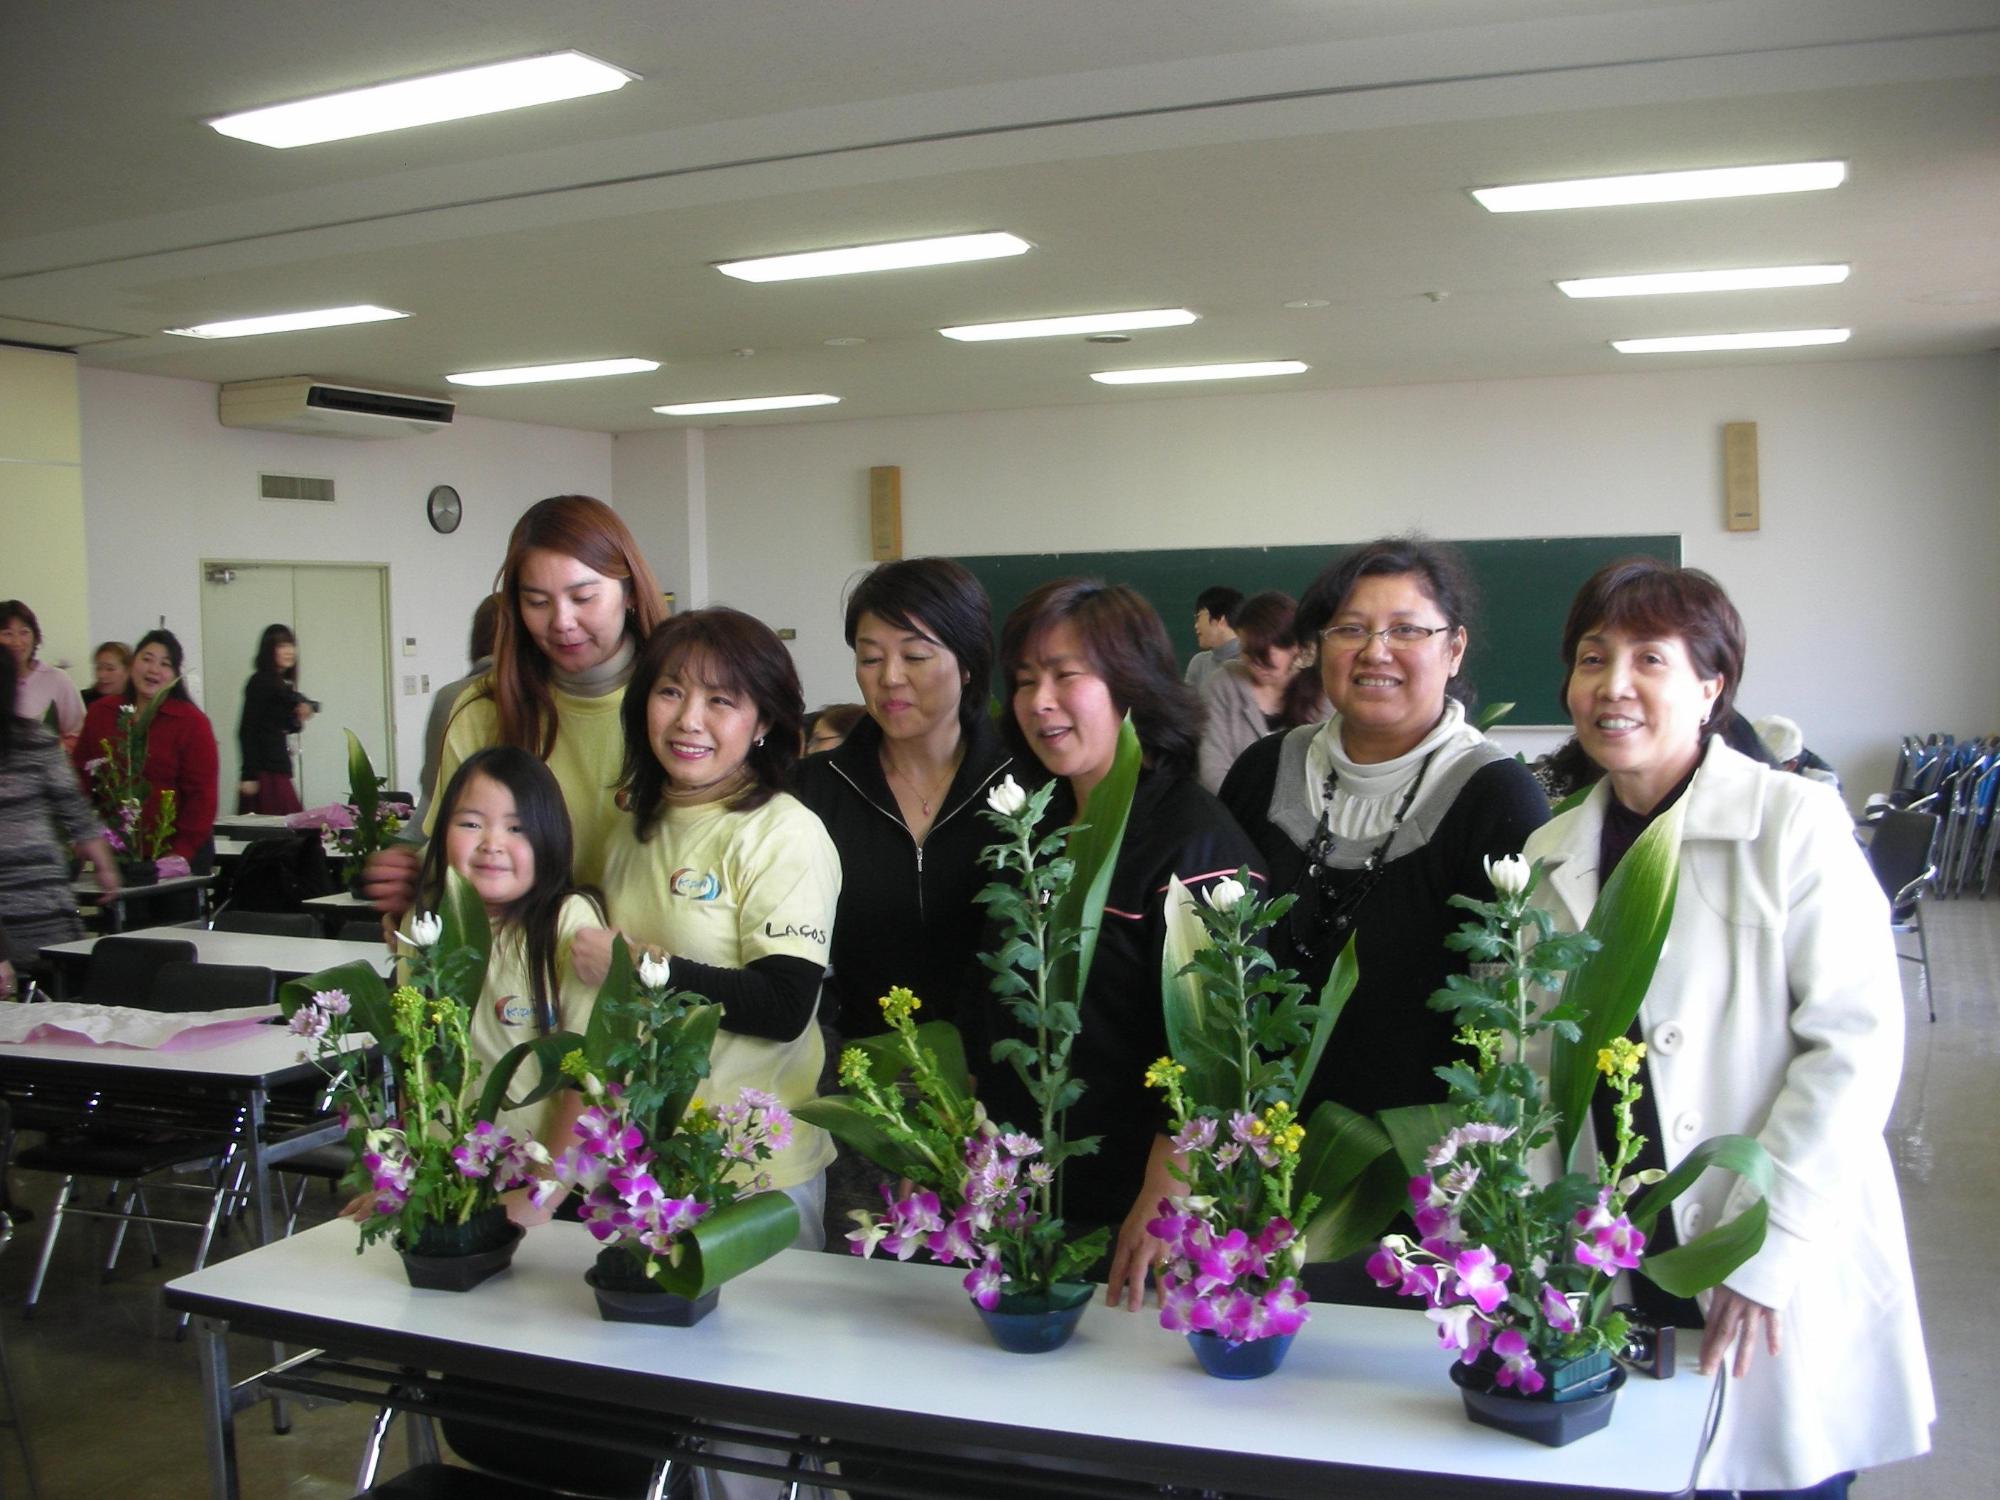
left=971, top=578, right=1263, bottom=1312
left=235, top=624, right=316, bottom=813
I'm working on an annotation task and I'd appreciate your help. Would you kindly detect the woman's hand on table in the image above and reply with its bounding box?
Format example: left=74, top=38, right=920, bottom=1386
left=1699, top=1284, right=1782, bottom=1379
left=360, top=846, right=420, bottom=917
left=1105, top=1135, right=1181, bottom=1311
left=80, top=836, right=119, bottom=898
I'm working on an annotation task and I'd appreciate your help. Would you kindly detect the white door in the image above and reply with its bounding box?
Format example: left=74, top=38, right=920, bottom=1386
left=198, top=562, right=394, bottom=805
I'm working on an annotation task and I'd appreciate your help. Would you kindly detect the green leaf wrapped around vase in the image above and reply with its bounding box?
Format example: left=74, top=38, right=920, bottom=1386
left=550, top=938, right=800, bottom=1325
left=1367, top=819, right=1772, bottom=1444
left=279, top=874, right=558, bottom=1290
left=803, top=719, right=1141, bottom=1352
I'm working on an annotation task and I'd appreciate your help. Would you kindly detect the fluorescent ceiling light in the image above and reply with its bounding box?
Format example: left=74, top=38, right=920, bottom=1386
left=208, top=51, right=636, bottom=149
left=1090, top=361, right=1307, bottom=386
left=1559, top=265, right=1850, bottom=298
left=654, top=394, right=841, bottom=416
left=1612, top=329, right=1851, bottom=354
left=447, top=358, right=659, bottom=387
left=940, top=308, right=1198, bottom=342
left=1473, top=161, right=1846, bottom=213
left=164, top=304, right=407, bottom=339
left=715, top=233, right=1030, bottom=283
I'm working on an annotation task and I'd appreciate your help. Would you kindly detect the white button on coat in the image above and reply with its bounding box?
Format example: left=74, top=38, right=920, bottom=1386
left=1650, top=1020, right=1685, bottom=1055
left=1671, top=1110, right=1702, bottom=1143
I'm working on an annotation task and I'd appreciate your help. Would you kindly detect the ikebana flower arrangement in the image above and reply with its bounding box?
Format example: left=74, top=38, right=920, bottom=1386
left=551, top=942, right=800, bottom=1326
left=800, top=721, right=1141, bottom=1353
left=280, top=879, right=569, bottom=1290
left=330, top=729, right=412, bottom=859
left=1370, top=821, right=1772, bottom=1445
left=1143, top=870, right=1386, bottom=1379
left=83, top=693, right=179, bottom=875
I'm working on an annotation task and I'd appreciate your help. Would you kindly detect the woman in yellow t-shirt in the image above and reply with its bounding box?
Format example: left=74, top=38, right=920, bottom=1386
left=574, top=608, right=840, bottom=1249
left=363, top=494, right=667, bottom=914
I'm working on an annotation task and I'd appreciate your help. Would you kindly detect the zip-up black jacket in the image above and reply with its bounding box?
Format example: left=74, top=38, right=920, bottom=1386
left=963, top=767, right=1264, bottom=1238
left=793, top=713, right=1015, bottom=1037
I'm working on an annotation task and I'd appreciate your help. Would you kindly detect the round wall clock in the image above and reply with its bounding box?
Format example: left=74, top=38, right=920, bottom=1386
left=426, top=484, right=463, bottom=534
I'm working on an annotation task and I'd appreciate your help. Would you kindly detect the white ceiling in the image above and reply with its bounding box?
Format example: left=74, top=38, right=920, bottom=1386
left=4, top=0, right=1997, bottom=433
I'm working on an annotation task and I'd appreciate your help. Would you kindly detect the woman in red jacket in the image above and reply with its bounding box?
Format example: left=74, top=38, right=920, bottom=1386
left=73, top=628, right=219, bottom=876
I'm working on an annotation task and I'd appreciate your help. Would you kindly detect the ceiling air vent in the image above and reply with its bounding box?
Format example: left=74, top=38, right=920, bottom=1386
left=219, top=377, right=455, bottom=439
left=260, top=471, right=336, bottom=504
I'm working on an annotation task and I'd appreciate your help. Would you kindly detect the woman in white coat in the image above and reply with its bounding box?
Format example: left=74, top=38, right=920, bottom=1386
left=1526, top=558, right=1931, bottom=1499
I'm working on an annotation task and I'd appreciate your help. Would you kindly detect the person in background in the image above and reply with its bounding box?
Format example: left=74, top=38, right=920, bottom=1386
left=363, top=495, right=666, bottom=915
left=1, top=647, right=118, bottom=978
left=972, top=578, right=1261, bottom=1312
left=72, top=628, right=219, bottom=887
left=1196, top=589, right=1321, bottom=792
left=802, top=702, right=866, bottom=756
left=1526, top=558, right=1930, bottom=1498
left=83, top=641, right=130, bottom=708
left=1756, top=713, right=1841, bottom=790
left=414, top=594, right=502, bottom=829
left=236, top=624, right=317, bottom=814
left=1181, top=584, right=1243, bottom=691
left=794, top=559, right=1014, bottom=1245
left=1218, top=538, right=1548, bottom=1266
left=2, top=600, right=85, bottom=754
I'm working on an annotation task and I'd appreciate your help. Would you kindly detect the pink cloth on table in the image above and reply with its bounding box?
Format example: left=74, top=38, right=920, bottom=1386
left=2, top=1006, right=277, bottom=1050
left=288, top=804, right=355, bottom=831
left=155, top=854, right=191, bottom=879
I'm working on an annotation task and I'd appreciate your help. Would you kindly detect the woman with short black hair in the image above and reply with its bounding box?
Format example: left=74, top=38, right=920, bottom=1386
left=973, top=577, right=1261, bottom=1310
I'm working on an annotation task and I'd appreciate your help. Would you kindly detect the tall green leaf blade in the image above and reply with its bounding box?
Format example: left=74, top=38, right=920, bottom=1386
left=1548, top=799, right=1686, bottom=1163
left=434, top=869, right=492, bottom=1009
left=649, top=1190, right=801, bottom=1297
left=1295, top=931, right=1358, bottom=1104
left=1625, top=1132, right=1772, bottom=1235
left=1160, top=877, right=1239, bottom=1111
left=345, top=728, right=380, bottom=828
left=1296, top=1100, right=1406, bottom=1261
left=583, top=935, right=637, bottom=1069
left=1049, top=717, right=1141, bottom=1009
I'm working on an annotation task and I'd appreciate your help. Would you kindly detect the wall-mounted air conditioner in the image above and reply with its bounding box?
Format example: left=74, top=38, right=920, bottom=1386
left=218, top=377, right=455, bottom=439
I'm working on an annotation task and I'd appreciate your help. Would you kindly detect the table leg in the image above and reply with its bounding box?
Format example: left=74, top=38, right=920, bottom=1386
left=194, top=1314, right=240, bottom=1500
left=243, top=1089, right=292, bottom=1434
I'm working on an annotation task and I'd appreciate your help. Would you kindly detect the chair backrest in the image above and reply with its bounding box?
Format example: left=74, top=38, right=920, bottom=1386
left=216, top=833, right=335, bottom=915
left=212, top=910, right=320, bottom=939
left=337, top=918, right=388, bottom=944
left=149, top=961, right=277, bottom=1013
left=80, top=936, right=201, bottom=1005
left=1868, top=810, right=1939, bottom=907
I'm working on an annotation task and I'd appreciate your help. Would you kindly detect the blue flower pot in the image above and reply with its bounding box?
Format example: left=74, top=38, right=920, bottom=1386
left=1187, top=1330, right=1296, bottom=1379
left=974, top=1282, right=1091, bottom=1354
left=1450, top=1360, right=1625, bottom=1447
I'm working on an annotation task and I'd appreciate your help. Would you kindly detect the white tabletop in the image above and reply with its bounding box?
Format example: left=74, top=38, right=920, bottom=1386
left=0, top=1018, right=323, bottom=1082
left=211, top=814, right=297, bottom=835
left=301, top=891, right=372, bottom=911
left=169, top=1222, right=1716, bottom=1495
left=71, top=873, right=215, bottom=903
left=40, top=925, right=391, bottom=979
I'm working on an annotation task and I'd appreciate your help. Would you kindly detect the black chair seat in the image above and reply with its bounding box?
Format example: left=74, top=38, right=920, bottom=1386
left=18, top=1131, right=237, bottom=1179
left=354, top=1462, right=571, bottom=1500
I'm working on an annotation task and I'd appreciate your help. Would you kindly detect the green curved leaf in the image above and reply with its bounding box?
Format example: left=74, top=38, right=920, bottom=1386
left=1378, top=1102, right=1461, bottom=1177
left=434, top=870, right=492, bottom=1009
left=1474, top=701, right=1516, bottom=732
left=649, top=1190, right=800, bottom=1297
left=1050, top=716, right=1141, bottom=1009
left=345, top=728, right=380, bottom=827
left=477, top=1031, right=585, bottom=1122
left=583, top=935, right=637, bottom=1067
left=1640, top=1198, right=1768, bottom=1298
left=1297, top=1100, right=1404, bottom=1262
left=280, top=960, right=393, bottom=1044
left=1549, top=800, right=1685, bottom=1164
left=791, top=1097, right=932, bottom=1179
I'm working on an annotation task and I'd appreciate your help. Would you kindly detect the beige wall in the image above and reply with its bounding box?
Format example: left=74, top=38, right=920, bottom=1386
left=0, top=345, right=88, bottom=678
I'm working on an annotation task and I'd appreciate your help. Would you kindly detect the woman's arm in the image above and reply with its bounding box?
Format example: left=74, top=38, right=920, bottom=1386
left=1105, top=1133, right=1182, bottom=1310
left=164, top=706, right=220, bottom=860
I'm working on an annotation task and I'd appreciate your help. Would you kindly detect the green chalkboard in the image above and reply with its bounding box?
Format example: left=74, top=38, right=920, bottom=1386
left=951, top=536, right=1681, bottom=726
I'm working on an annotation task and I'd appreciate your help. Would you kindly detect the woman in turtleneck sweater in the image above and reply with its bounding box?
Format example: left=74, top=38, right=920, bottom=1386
left=1219, top=537, right=1548, bottom=1129
left=361, top=495, right=667, bottom=913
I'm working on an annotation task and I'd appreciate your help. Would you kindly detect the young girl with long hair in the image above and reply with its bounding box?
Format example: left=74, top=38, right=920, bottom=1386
left=420, top=745, right=606, bottom=1226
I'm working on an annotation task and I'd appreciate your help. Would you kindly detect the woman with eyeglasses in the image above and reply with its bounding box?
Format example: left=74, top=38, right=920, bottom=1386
left=1218, top=537, right=1547, bottom=1135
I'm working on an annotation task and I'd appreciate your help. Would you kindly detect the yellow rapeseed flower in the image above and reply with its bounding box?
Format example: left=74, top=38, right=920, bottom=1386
left=879, top=987, right=922, bottom=1027
left=837, top=1046, right=872, bottom=1089
left=1142, top=1056, right=1185, bottom=1090
left=1596, top=1036, right=1648, bottom=1080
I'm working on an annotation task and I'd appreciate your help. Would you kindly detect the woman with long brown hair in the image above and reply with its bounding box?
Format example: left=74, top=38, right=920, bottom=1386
left=363, top=494, right=665, bottom=912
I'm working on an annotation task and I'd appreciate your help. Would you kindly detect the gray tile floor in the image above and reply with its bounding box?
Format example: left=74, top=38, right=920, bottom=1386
left=0, top=898, right=1991, bottom=1499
